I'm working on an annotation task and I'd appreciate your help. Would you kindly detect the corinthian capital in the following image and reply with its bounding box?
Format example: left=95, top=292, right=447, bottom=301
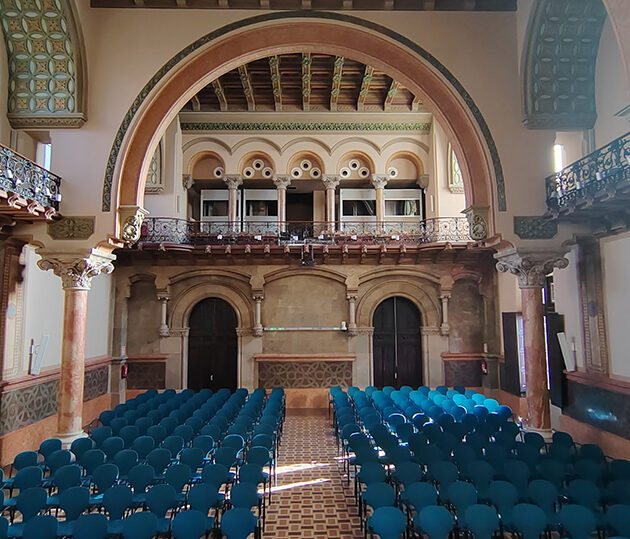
left=494, top=248, right=568, bottom=289
left=223, top=174, right=243, bottom=190
left=37, top=249, right=116, bottom=291
left=119, top=205, right=149, bottom=244
left=272, top=174, right=291, bottom=190
left=370, top=174, right=389, bottom=189
left=321, top=174, right=340, bottom=190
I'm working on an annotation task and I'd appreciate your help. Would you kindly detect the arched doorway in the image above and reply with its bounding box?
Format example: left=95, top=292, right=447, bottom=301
left=187, top=298, right=237, bottom=391
left=373, top=297, right=422, bottom=388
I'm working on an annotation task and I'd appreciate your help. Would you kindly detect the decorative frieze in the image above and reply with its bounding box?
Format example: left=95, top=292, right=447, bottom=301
left=513, top=216, right=558, bottom=240
left=47, top=217, right=95, bottom=241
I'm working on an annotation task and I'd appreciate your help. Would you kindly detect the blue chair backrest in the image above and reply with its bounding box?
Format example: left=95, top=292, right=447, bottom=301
left=22, top=515, right=57, bottom=539
left=121, top=511, right=158, bottom=539
left=172, top=509, right=207, bottom=539
left=73, top=513, right=108, bottom=539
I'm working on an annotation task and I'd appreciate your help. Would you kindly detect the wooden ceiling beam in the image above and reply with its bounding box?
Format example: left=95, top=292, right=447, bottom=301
left=238, top=65, right=256, bottom=112
left=383, top=79, right=399, bottom=111
left=211, top=79, right=228, bottom=111
left=269, top=56, right=283, bottom=112
left=357, top=65, right=374, bottom=111
left=330, top=56, right=344, bottom=112
left=302, top=53, right=312, bottom=112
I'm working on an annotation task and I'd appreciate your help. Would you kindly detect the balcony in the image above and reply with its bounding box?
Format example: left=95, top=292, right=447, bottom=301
left=546, top=133, right=630, bottom=232
left=0, top=144, right=62, bottom=222
left=121, top=216, right=486, bottom=265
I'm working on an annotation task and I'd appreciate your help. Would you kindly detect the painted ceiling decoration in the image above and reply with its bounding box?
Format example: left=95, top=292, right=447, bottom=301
left=522, top=0, right=607, bottom=130
left=0, top=0, right=86, bottom=128
left=91, top=0, right=516, bottom=11
left=181, top=53, right=422, bottom=113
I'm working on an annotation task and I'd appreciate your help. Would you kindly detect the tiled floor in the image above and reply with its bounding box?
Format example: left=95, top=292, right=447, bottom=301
left=263, top=410, right=363, bottom=538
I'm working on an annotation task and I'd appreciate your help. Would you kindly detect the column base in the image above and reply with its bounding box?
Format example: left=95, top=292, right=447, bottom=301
left=522, top=424, right=553, bottom=442
left=56, top=430, right=87, bottom=447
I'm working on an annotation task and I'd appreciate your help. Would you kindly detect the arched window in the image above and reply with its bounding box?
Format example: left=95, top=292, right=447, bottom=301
left=447, top=143, right=464, bottom=194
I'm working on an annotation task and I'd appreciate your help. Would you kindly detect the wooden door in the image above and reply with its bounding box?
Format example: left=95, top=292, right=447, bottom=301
left=373, top=297, right=422, bottom=388
left=187, top=298, right=238, bottom=392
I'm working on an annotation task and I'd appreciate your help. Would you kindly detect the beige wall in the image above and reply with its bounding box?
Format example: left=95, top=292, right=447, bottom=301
left=594, top=17, right=629, bottom=148
left=600, top=232, right=630, bottom=378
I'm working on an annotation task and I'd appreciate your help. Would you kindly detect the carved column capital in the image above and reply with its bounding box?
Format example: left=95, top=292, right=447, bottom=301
left=495, top=248, right=569, bottom=289
left=223, top=174, right=243, bottom=190
left=119, top=205, right=150, bottom=244
left=321, top=174, right=340, bottom=190
left=272, top=174, right=291, bottom=190
left=370, top=174, right=389, bottom=189
left=37, top=249, right=115, bottom=291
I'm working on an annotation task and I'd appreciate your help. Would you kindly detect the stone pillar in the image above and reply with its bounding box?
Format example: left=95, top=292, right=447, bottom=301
left=439, top=292, right=451, bottom=335
left=371, top=174, right=389, bottom=233
left=223, top=174, right=242, bottom=232
left=158, top=294, right=170, bottom=337
left=37, top=250, right=115, bottom=444
left=253, top=293, right=264, bottom=337
left=273, top=175, right=291, bottom=233
left=495, top=248, right=568, bottom=436
left=347, top=294, right=358, bottom=336
left=322, top=175, right=340, bottom=232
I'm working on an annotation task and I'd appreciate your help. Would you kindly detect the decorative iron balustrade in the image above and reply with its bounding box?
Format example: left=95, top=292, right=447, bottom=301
left=139, top=217, right=473, bottom=245
left=0, top=144, right=62, bottom=210
left=546, top=132, right=630, bottom=210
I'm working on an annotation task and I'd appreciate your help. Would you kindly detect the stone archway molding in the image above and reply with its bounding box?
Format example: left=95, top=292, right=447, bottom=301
left=102, top=12, right=506, bottom=237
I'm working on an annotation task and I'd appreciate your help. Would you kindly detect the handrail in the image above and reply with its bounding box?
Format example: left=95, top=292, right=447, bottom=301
left=546, top=132, right=630, bottom=210
left=139, top=216, right=473, bottom=244
left=0, top=143, right=62, bottom=210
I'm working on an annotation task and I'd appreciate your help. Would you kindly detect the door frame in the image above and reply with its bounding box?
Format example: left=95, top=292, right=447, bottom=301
left=371, top=294, right=424, bottom=388
left=186, top=296, right=239, bottom=392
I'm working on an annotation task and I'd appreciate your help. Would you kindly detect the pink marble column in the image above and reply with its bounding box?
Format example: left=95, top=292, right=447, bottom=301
left=322, top=175, right=340, bottom=232
left=59, top=289, right=89, bottom=438
left=38, top=250, right=115, bottom=444
left=273, top=175, right=291, bottom=233
left=495, top=248, right=568, bottom=436
left=521, top=287, right=550, bottom=430
left=371, top=174, right=389, bottom=234
left=223, top=174, right=242, bottom=232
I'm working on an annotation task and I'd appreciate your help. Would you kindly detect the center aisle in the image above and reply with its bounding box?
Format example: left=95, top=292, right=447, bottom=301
left=263, top=409, right=363, bottom=538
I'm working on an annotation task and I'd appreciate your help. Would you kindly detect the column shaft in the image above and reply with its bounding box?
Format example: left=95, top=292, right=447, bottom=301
left=326, top=188, right=336, bottom=229
left=58, top=289, right=88, bottom=439
left=228, top=188, right=238, bottom=231
left=375, top=187, right=385, bottom=226
left=521, top=287, right=550, bottom=430
left=277, top=188, right=287, bottom=232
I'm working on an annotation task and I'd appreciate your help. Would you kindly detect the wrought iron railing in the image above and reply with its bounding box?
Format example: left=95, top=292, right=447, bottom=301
left=139, top=217, right=473, bottom=245
left=0, top=144, right=62, bottom=210
left=546, top=132, right=630, bottom=210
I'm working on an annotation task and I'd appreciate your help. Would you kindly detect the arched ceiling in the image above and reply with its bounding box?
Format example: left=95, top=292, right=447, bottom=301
left=181, top=53, right=422, bottom=114
left=0, top=0, right=86, bottom=128
left=523, top=0, right=608, bottom=130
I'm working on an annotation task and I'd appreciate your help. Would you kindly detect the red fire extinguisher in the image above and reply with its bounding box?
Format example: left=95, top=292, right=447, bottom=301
left=481, top=359, right=488, bottom=375
left=121, top=364, right=128, bottom=379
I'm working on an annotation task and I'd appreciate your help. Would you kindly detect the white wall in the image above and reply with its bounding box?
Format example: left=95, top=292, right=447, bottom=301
left=552, top=246, right=585, bottom=371
left=594, top=17, right=629, bottom=148
left=601, top=232, right=630, bottom=378
left=20, top=246, right=113, bottom=373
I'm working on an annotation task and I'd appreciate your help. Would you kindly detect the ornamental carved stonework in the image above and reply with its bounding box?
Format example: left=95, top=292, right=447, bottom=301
left=119, top=206, right=149, bottom=244
left=47, top=217, right=95, bottom=240
left=513, top=216, right=558, bottom=240
left=495, top=248, right=568, bottom=289
left=37, top=250, right=115, bottom=291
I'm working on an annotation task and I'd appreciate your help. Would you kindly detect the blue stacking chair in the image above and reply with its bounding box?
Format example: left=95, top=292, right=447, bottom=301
left=7, top=487, right=47, bottom=536
left=558, top=504, right=597, bottom=539
left=57, top=486, right=90, bottom=536
left=221, top=507, right=259, bottom=539
left=367, top=506, right=407, bottom=539
left=187, top=483, right=221, bottom=534
left=22, top=514, right=57, bottom=539
left=72, top=512, right=108, bottom=539
left=146, top=483, right=178, bottom=535
left=464, top=504, right=500, bottom=539
left=103, top=484, right=133, bottom=536
left=511, top=503, right=548, bottom=539
left=414, top=504, right=454, bottom=539
left=121, top=511, right=158, bottom=539
left=171, top=510, right=208, bottom=539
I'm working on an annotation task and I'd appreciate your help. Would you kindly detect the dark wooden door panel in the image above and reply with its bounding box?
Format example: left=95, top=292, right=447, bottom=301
left=188, top=298, right=237, bottom=392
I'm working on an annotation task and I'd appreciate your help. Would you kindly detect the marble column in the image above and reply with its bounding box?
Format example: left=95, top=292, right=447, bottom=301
left=38, top=250, right=115, bottom=444
left=371, top=174, right=389, bottom=233
left=495, top=248, right=568, bottom=435
left=158, top=294, right=170, bottom=337
left=322, top=175, right=340, bottom=232
left=223, top=174, right=243, bottom=232
left=439, top=292, right=451, bottom=335
left=253, top=294, right=264, bottom=337
left=347, top=294, right=358, bottom=336
left=273, top=175, right=291, bottom=233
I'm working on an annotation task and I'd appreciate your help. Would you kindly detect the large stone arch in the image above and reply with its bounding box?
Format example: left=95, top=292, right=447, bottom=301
left=357, top=277, right=441, bottom=329
left=103, top=12, right=505, bottom=237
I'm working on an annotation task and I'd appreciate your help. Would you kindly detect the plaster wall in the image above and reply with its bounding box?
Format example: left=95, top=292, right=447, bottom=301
left=600, top=231, right=630, bottom=378
left=593, top=17, right=629, bottom=148
left=29, top=5, right=558, bottom=247
left=19, top=246, right=112, bottom=374
left=552, top=246, right=585, bottom=370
